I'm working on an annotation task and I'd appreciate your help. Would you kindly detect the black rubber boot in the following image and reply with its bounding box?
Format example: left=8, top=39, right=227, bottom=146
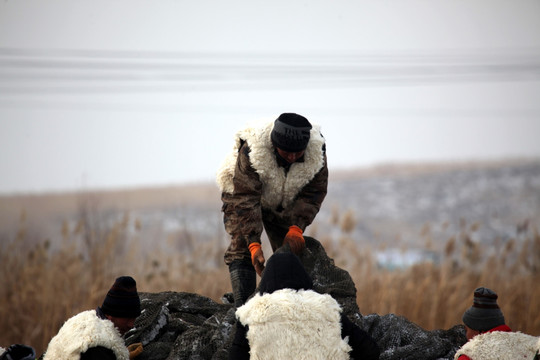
left=229, top=260, right=256, bottom=307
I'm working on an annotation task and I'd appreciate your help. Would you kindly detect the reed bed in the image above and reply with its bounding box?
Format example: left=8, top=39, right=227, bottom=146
left=1, top=208, right=538, bottom=356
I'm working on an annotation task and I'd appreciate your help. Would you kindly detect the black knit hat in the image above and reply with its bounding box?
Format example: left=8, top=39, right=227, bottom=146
left=462, top=287, right=505, bottom=332
left=270, top=113, right=312, bottom=152
left=101, top=276, right=141, bottom=318
left=258, top=252, right=313, bottom=295
left=1, top=344, right=36, bottom=360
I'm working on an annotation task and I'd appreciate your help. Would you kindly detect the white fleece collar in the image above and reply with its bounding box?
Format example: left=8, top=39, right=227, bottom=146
left=216, top=120, right=325, bottom=209
left=454, top=331, right=538, bottom=360
left=43, top=310, right=130, bottom=360
left=236, top=289, right=351, bottom=360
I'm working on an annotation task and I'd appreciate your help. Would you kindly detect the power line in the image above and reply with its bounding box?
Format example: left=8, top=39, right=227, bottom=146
left=1, top=47, right=539, bottom=96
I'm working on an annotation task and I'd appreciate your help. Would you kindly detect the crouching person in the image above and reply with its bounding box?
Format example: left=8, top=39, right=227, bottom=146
left=228, top=252, right=380, bottom=360
left=454, top=287, right=538, bottom=360
left=43, top=276, right=143, bottom=360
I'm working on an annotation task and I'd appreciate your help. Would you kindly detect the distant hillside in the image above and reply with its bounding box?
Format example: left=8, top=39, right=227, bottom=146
left=1, top=159, right=539, bottom=255
left=323, top=159, right=540, bottom=250
left=0, top=183, right=221, bottom=239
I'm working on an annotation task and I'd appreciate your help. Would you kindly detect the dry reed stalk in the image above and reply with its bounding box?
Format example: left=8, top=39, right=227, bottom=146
left=2, top=207, right=540, bottom=356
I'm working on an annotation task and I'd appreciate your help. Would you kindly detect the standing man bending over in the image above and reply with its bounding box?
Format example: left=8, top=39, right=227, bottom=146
left=217, top=113, right=328, bottom=307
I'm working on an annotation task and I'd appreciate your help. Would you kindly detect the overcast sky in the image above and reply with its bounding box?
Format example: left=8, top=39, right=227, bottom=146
left=1, top=1, right=539, bottom=194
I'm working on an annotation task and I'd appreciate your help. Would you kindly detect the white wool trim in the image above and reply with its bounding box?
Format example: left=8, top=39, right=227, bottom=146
left=454, top=331, right=539, bottom=360
left=236, top=289, right=352, bottom=360
left=44, top=310, right=129, bottom=360
left=216, top=121, right=325, bottom=209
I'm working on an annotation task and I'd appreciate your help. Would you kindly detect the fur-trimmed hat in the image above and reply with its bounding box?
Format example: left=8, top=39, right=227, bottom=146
left=462, top=287, right=505, bottom=332
left=270, top=113, right=312, bottom=152
left=101, top=276, right=141, bottom=318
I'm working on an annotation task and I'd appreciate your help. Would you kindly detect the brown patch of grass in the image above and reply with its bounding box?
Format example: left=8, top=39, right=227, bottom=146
left=1, top=202, right=539, bottom=356
left=323, top=222, right=540, bottom=333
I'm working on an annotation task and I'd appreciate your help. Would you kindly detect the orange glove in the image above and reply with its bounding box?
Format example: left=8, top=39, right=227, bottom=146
left=248, top=242, right=265, bottom=276
left=127, top=343, right=143, bottom=359
left=283, top=225, right=305, bottom=255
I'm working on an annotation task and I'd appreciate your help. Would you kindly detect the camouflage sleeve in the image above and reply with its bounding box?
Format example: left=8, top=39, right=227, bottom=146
left=284, top=151, right=328, bottom=230
left=221, top=142, right=264, bottom=247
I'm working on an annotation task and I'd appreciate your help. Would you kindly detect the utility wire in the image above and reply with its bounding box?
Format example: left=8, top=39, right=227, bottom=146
left=1, top=47, right=539, bottom=96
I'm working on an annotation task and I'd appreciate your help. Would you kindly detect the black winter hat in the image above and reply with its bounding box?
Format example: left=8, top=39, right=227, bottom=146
left=0, top=344, right=36, bottom=360
left=101, top=276, right=141, bottom=318
left=258, top=252, right=313, bottom=295
left=270, top=113, right=312, bottom=152
left=462, top=287, right=505, bottom=332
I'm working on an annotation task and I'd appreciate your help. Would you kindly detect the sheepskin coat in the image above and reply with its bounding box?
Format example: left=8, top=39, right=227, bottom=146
left=216, top=120, right=326, bottom=210
left=454, top=329, right=538, bottom=360
left=228, top=252, right=380, bottom=360
left=43, top=310, right=129, bottom=360
left=236, top=288, right=351, bottom=360
left=217, top=120, right=328, bottom=264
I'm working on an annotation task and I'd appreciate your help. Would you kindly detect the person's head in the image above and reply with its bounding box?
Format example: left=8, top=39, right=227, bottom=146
left=258, top=251, right=313, bottom=295
left=462, top=287, right=505, bottom=340
left=101, top=276, right=141, bottom=335
left=271, top=113, right=312, bottom=163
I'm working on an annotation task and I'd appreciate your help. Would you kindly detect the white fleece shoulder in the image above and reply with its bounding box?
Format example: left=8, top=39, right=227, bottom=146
left=236, top=289, right=351, bottom=360
left=215, top=120, right=267, bottom=194
left=454, top=331, right=538, bottom=360
left=43, top=310, right=129, bottom=360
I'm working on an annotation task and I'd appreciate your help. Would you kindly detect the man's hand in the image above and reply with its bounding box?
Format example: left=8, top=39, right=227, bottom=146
left=248, top=242, right=266, bottom=276
left=283, top=225, right=305, bottom=255
left=127, top=343, right=143, bottom=359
